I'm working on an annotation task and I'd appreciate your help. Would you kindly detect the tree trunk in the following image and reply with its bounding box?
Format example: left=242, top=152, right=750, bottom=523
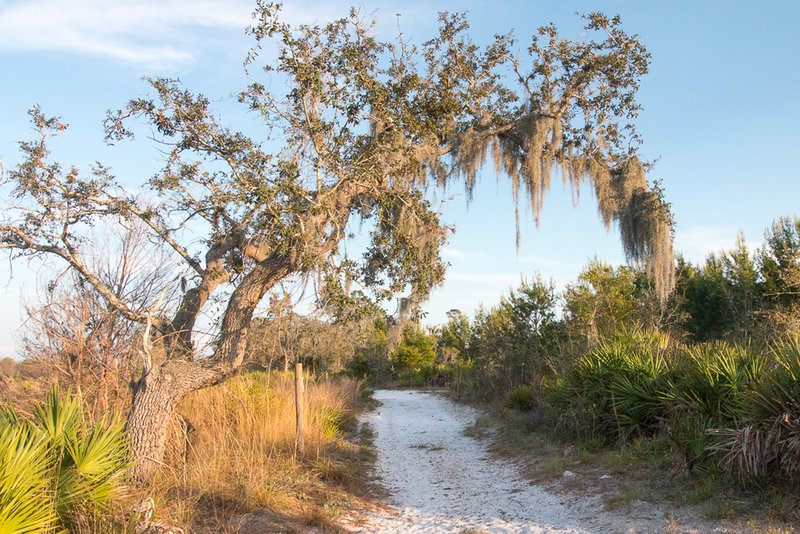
left=126, top=254, right=294, bottom=479
left=127, top=369, right=188, bottom=480
left=126, top=359, right=226, bottom=480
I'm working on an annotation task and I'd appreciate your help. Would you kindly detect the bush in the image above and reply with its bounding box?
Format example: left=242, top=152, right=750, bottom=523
left=554, top=329, right=674, bottom=441
left=506, top=385, right=534, bottom=411
left=392, top=326, right=436, bottom=371
left=0, top=385, right=129, bottom=532
left=710, top=337, right=800, bottom=480
left=669, top=341, right=765, bottom=425
left=0, top=424, right=55, bottom=533
left=395, top=364, right=454, bottom=388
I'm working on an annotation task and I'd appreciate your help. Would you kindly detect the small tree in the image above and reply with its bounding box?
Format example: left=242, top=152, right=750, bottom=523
left=1, top=6, right=673, bottom=477
left=438, top=309, right=470, bottom=364
left=677, top=233, right=762, bottom=342
left=564, top=260, right=640, bottom=345
left=392, top=325, right=436, bottom=371
left=759, top=216, right=800, bottom=336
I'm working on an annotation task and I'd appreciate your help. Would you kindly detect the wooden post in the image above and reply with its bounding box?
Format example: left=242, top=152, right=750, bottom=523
left=295, top=362, right=304, bottom=456
left=456, top=358, right=461, bottom=399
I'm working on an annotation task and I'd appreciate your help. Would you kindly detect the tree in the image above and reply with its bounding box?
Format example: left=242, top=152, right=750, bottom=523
left=759, top=216, right=800, bottom=336
left=677, top=233, right=762, bottom=341
left=501, top=276, right=558, bottom=383
left=564, top=259, right=640, bottom=344
left=438, top=309, right=470, bottom=364
left=459, top=277, right=558, bottom=396
left=392, top=324, right=436, bottom=371
left=1, top=6, right=673, bottom=478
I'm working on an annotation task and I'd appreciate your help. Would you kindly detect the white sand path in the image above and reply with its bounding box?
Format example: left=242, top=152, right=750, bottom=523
left=353, top=389, right=634, bottom=533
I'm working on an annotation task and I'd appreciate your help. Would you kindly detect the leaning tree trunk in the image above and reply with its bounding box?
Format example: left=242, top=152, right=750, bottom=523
left=126, top=359, right=229, bottom=480
left=126, top=254, right=294, bottom=479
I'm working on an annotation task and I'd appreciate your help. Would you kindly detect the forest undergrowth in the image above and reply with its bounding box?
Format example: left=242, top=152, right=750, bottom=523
left=0, top=369, right=375, bottom=533
left=450, top=331, right=800, bottom=530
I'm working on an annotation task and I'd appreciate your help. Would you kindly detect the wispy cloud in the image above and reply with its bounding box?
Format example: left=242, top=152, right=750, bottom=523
left=0, top=0, right=254, bottom=67
left=674, top=225, right=762, bottom=264
left=441, top=248, right=487, bottom=261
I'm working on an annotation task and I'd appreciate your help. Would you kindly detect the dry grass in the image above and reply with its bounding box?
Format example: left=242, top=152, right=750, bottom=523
left=143, top=371, right=370, bottom=531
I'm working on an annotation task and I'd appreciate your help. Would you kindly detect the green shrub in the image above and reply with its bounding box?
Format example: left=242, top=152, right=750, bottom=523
left=396, top=369, right=427, bottom=387
left=392, top=326, right=436, bottom=371
left=669, top=341, right=765, bottom=426
left=555, top=329, right=674, bottom=441
left=506, top=385, right=533, bottom=411
left=710, top=337, right=800, bottom=480
left=346, top=353, right=371, bottom=378
left=0, top=425, right=56, bottom=533
left=0, top=385, right=129, bottom=532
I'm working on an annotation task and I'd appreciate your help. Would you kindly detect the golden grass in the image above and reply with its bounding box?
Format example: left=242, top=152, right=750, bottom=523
left=144, top=371, right=368, bottom=531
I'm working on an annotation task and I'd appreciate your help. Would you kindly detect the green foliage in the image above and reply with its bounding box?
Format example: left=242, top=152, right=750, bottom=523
left=709, top=337, right=800, bottom=481
left=338, top=317, right=392, bottom=382
left=564, top=260, right=640, bottom=344
left=462, top=276, right=559, bottom=400
left=346, top=353, right=371, bottom=378
left=675, top=257, right=731, bottom=341
left=0, top=385, right=129, bottom=532
left=759, top=216, right=800, bottom=337
left=670, top=341, right=765, bottom=425
left=505, top=385, right=534, bottom=411
left=396, top=364, right=454, bottom=388
left=658, top=341, right=766, bottom=470
left=392, top=325, right=436, bottom=371
left=760, top=217, right=800, bottom=304
left=438, top=309, right=470, bottom=363
left=0, top=426, right=56, bottom=534
left=557, top=329, right=674, bottom=441
left=677, top=232, right=763, bottom=342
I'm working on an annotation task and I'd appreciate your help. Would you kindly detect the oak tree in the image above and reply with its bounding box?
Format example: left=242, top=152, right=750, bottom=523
left=1, top=5, right=673, bottom=478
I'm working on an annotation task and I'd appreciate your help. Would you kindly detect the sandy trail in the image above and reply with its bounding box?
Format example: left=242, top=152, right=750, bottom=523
left=354, top=389, right=625, bottom=534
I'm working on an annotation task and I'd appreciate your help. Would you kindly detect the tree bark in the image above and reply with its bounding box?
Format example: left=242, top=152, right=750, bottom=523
left=126, top=358, right=214, bottom=479
left=127, top=357, right=235, bottom=479
left=126, top=370, right=182, bottom=480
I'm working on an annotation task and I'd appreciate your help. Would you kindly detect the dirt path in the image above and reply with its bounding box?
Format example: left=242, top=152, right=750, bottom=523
left=350, top=389, right=729, bottom=534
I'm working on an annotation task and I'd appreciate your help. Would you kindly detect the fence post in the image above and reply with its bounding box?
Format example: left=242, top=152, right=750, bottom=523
left=456, top=358, right=461, bottom=399
left=295, top=361, right=304, bottom=456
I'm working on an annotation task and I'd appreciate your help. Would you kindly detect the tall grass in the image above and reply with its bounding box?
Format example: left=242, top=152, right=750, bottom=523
left=149, top=371, right=365, bottom=528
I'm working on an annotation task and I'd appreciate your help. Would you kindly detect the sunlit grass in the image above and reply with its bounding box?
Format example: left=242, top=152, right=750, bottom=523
left=145, top=371, right=368, bottom=529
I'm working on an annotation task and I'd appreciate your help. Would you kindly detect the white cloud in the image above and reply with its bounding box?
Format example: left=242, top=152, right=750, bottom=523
left=0, top=0, right=442, bottom=67
left=674, top=225, right=763, bottom=264
left=0, top=0, right=254, bottom=67
left=440, top=248, right=487, bottom=261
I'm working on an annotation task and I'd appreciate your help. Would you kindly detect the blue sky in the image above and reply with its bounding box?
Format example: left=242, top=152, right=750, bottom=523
left=1, top=0, right=799, bottom=358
